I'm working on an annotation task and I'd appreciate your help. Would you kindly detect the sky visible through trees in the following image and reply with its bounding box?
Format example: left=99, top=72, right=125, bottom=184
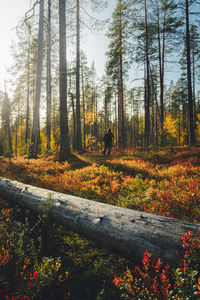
left=0, top=0, right=115, bottom=91
left=0, top=0, right=200, bottom=156
left=1, top=0, right=197, bottom=91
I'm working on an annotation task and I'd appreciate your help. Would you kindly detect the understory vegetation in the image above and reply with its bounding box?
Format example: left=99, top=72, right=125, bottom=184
left=0, top=147, right=200, bottom=299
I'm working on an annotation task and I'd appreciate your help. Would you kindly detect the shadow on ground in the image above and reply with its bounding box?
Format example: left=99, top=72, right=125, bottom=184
left=67, top=153, right=91, bottom=170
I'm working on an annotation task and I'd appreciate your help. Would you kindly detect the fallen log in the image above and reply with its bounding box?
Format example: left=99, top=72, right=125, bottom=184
left=0, top=176, right=199, bottom=265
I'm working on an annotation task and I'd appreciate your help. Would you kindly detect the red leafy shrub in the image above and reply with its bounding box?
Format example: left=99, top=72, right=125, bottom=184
left=113, top=231, right=200, bottom=299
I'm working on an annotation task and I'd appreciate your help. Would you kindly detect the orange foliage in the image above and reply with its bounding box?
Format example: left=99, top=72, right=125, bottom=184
left=0, top=148, right=200, bottom=223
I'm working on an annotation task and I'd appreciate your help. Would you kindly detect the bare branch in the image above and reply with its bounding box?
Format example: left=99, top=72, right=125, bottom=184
left=67, top=5, right=76, bottom=12
left=25, top=0, right=39, bottom=19
left=80, top=20, right=97, bottom=34
left=20, top=0, right=39, bottom=29
left=80, top=6, right=106, bottom=22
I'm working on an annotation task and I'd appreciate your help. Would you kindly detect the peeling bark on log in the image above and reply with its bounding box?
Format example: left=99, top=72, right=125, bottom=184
left=0, top=176, right=199, bottom=265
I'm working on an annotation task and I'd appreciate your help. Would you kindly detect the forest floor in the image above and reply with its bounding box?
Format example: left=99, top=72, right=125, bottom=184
left=0, top=146, right=200, bottom=223
left=0, top=147, right=200, bottom=299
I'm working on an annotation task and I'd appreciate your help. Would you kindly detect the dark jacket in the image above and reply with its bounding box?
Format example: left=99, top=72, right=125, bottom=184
left=103, top=132, right=113, bottom=147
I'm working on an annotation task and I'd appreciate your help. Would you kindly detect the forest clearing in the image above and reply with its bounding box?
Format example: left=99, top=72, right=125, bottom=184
left=0, top=148, right=200, bottom=299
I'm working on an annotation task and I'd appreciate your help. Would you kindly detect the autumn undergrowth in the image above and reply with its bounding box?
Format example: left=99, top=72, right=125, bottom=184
left=0, top=147, right=200, bottom=299
left=0, top=198, right=125, bottom=299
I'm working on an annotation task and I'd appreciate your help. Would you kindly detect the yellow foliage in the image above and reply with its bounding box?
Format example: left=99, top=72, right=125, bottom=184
left=12, top=125, right=28, bottom=156
left=164, top=113, right=177, bottom=138
left=138, top=116, right=145, bottom=135
left=164, top=113, right=189, bottom=145
left=85, top=111, right=95, bottom=125
left=196, top=114, right=200, bottom=143
left=40, top=129, right=60, bottom=153
left=40, top=131, right=47, bottom=153
left=85, top=133, right=96, bottom=150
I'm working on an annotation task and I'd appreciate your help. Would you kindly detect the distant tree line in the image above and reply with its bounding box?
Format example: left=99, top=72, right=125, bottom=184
left=0, top=0, right=200, bottom=160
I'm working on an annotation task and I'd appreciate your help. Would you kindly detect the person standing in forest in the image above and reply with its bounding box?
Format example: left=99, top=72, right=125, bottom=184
left=103, top=128, right=114, bottom=155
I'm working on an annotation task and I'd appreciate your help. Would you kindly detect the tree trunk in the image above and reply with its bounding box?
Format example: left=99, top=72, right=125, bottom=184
left=30, top=0, right=44, bottom=158
left=151, top=80, right=154, bottom=145
left=104, top=90, right=108, bottom=131
left=4, top=81, right=13, bottom=155
left=69, top=71, right=77, bottom=150
left=185, top=0, right=195, bottom=145
left=118, top=78, right=121, bottom=146
left=70, top=92, right=77, bottom=150
left=15, top=101, right=20, bottom=156
left=0, top=177, right=199, bottom=266
left=81, top=65, right=86, bottom=151
left=144, top=0, right=150, bottom=147
left=76, top=0, right=82, bottom=151
left=94, top=88, right=98, bottom=150
left=192, top=46, right=196, bottom=129
left=161, top=18, right=165, bottom=145
left=46, top=0, right=52, bottom=151
left=59, top=0, right=70, bottom=161
left=6, top=109, right=13, bottom=156
left=178, top=104, right=181, bottom=146
left=25, top=29, right=31, bottom=145
left=118, top=0, right=125, bottom=149
left=157, top=8, right=165, bottom=146
left=114, top=91, right=118, bottom=148
left=130, top=99, right=133, bottom=146
left=52, top=93, right=56, bottom=141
